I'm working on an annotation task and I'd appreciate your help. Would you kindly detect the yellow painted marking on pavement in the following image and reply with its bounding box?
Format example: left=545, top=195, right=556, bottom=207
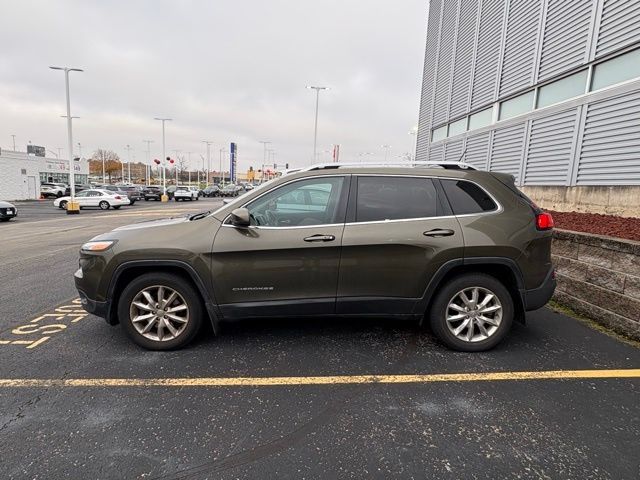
left=0, top=369, right=638, bottom=388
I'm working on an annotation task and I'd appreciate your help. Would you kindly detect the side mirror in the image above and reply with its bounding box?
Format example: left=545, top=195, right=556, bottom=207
left=230, top=207, right=250, bottom=227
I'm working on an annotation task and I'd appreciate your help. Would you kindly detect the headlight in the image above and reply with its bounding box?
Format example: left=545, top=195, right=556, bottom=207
left=81, top=240, right=116, bottom=252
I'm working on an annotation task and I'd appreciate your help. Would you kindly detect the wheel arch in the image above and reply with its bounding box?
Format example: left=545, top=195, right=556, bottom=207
left=106, top=260, right=220, bottom=334
left=417, top=257, right=526, bottom=325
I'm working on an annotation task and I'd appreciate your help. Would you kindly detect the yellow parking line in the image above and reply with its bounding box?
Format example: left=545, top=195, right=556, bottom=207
left=0, top=369, right=638, bottom=388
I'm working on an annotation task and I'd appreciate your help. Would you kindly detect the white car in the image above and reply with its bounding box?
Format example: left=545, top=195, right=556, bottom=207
left=174, top=186, right=198, bottom=201
left=41, top=183, right=68, bottom=198
left=53, top=189, right=129, bottom=210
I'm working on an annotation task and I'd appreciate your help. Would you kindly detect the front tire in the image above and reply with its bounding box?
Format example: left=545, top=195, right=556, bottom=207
left=99, top=201, right=110, bottom=210
left=118, top=273, right=203, bottom=350
left=428, top=273, right=513, bottom=352
left=59, top=200, right=68, bottom=210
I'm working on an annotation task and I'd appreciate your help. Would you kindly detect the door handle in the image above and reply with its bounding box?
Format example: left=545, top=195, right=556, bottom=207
left=423, top=228, right=455, bottom=237
left=303, top=234, right=336, bottom=242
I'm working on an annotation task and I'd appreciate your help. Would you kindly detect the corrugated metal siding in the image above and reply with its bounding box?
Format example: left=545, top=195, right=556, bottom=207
left=428, top=143, right=445, bottom=162
left=499, top=0, right=541, bottom=96
left=471, top=0, right=506, bottom=109
left=432, top=0, right=459, bottom=125
left=577, top=90, right=640, bottom=185
left=449, top=0, right=478, bottom=118
left=444, top=139, right=464, bottom=162
left=465, top=132, right=491, bottom=169
left=524, top=109, right=578, bottom=185
left=596, top=0, right=640, bottom=57
left=489, top=123, right=526, bottom=182
left=538, top=0, right=592, bottom=81
left=416, top=0, right=443, bottom=161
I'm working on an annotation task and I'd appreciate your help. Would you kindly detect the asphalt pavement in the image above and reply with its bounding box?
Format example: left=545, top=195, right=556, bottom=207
left=0, top=199, right=639, bottom=479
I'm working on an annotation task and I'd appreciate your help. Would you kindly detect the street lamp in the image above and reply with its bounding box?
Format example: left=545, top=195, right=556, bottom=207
left=11, top=134, right=16, bottom=151
left=124, top=144, right=133, bottom=183
left=259, top=140, right=271, bottom=184
left=143, top=140, right=154, bottom=185
left=50, top=65, right=83, bottom=214
left=306, top=86, right=329, bottom=164
left=202, top=141, right=213, bottom=184
left=381, top=144, right=392, bottom=163
left=154, top=117, right=172, bottom=200
left=219, top=147, right=227, bottom=184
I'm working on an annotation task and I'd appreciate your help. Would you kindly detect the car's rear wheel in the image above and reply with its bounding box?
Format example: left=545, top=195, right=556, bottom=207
left=59, top=200, right=68, bottom=210
left=428, top=273, right=513, bottom=352
left=118, top=273, right=203, bottom=350
left=113, top=206, right=121, bottom=209
left=56, top=191, right=63, bottom=198
left=99, top=201, right=110, bottom=210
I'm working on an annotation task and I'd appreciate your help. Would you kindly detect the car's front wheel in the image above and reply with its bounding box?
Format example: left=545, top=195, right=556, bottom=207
left=118, top=273, right=203, bottom=350
left=428, top=273, right=513, bottom=352
left=99, top=201, right=110, bottom=210
left=59, top=200, right=68, bottom=210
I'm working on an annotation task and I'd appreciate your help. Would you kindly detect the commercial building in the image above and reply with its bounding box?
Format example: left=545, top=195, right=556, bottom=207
left=0, top=149, right=89, bottom=200
left=417, top=0, right=640, bottom=216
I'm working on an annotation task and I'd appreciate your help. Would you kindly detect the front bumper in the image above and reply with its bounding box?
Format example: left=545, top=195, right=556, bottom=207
left=524, top=268, right=556, bottom=311
left=75, top=265, right=116, bottom=324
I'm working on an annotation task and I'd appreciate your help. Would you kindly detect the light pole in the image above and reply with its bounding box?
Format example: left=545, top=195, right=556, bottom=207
left=306, top=86, right=329, bottom=164
left=154, top=117, right=172, bottom=200
left=77, top=142, right=82, bottom=158
left=219, top=148, right=227, bottom=184
left=259, top=140, right=271, bottom=183
left=124, top=144, right=133, bottom=183
left=202, top=141, right=213, bottom=184
left=101, top=150, right=106, bottom=184
left=11, top=135, right=16, bottom=151
left=381, top=144, right=392, bottom=162
left=50, top=66, right=83, bottom=214
left=186, top=152, right=193, bottom=185
left=143, top=140, right=154, bottom=185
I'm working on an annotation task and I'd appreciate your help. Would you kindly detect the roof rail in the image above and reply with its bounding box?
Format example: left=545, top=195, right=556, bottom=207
left=302, top=161, right=478, bottom=171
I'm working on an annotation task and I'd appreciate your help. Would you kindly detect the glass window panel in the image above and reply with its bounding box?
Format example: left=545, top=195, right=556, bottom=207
left=356, top=177, right=438, bottom=222
left=537, top=70, right=588, bottom=108
left=448, top=118, right=467, bottom=136
left=499, top=91, right=534, bottom=120
left=468, top=108, right=493, bottom=130
left=591, top=48, right=640, bottom=91
left=432, top=126, right=447, bottom=142
left=441, top=179, right=497, bottom=214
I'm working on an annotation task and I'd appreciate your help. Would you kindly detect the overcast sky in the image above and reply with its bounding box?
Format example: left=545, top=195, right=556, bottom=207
left=1, top=0, right=428, bottom=172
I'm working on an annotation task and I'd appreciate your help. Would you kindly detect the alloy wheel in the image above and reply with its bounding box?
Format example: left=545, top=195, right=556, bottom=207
left=445, top=287, right=502, bottom=343
left=129, top=285, right=189, bottom=341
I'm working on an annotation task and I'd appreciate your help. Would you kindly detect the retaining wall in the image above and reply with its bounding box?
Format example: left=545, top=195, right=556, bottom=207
left=552, top=229, right=640, bottom=341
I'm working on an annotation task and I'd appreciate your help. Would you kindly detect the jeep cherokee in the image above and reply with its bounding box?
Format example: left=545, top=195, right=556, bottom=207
left=74, top=162, right=556, bottom=352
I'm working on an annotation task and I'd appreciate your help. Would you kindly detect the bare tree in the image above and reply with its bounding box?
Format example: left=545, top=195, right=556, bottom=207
left=89, top=149, right=121, bottom=183
left=177, top=156, right=188, bottom=183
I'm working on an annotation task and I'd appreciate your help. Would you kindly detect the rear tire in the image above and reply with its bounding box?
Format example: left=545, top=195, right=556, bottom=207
left=59, top=200, right=68, bottom=210
left=118, top=272, right=203, bottom=350
left=113, top=206, right=121, bottom=210
left=99, top=201, right=110, bottom=210
left=428, top=273, right=513, bottom=352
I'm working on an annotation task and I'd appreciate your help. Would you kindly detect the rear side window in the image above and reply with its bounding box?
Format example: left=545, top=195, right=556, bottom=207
left=356, top=176, right=438, bottom=222
left=440, top=179, right=497, bottom=215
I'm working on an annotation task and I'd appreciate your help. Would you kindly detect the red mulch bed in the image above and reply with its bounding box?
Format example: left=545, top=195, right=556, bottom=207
left=548, top=210, right=640, bottom=242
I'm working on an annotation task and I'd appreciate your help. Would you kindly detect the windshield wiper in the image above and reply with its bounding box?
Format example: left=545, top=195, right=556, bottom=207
left=188, top=210, right=212, bottom=221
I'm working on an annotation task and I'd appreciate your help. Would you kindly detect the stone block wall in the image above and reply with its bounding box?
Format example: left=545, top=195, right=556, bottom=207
left=552, top=229, right=640, bottom=341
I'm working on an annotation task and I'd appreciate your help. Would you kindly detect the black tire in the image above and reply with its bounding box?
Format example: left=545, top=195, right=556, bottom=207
left=129, top=200, right=136, bottom=206
left=195, top=196, right=199, bottom=201
left=0, top=218, right=10, bottom=222
left=145, top=198, right=149, bottom=201
left=99, top=201, right=110, bottom=210
left=428, top=273, right=514, bottom=352
left=59, top=200, right=68, bottom=210
left=118, top=272, right=203, bottom=350
left=56, top=191, right=63, bottom=198
left=113, top=206, right=121, bottom=210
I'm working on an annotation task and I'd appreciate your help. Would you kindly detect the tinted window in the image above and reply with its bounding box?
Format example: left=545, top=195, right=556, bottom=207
left=356, top=176, right=438, bottom=222
left=441, top=179, right=497, bottom=215
left=247, top=177, right=345, bottom=227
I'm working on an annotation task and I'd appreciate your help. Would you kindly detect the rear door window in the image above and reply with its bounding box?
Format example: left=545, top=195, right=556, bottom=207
left=355, top=176, right=438, bottom=222
left=440, top=179, right=497, bottom=215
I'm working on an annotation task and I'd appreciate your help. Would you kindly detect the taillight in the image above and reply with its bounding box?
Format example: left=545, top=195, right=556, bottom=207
left=114, top=195, right=121, bottom=199
left=536, top=211, right=554, bottom=230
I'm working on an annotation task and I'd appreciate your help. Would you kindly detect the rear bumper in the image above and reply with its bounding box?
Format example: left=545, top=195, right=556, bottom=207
left=523, top=268, right=556, bottom=311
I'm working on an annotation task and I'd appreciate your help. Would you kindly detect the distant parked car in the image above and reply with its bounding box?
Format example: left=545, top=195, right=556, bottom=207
left=53, top=189, right=129, bottom=210
left=220, top=184, right=239, bottom=197
left=40, top=183, right=67, bottom=198
left=143, top=186, right=163, bottom=201
left=119, top=186, right=143, bottom=203
left=100, top=185, right=134, bottom=205
left=0, top=201, right=17, bottom=222
left=166, top=185, right=177, bottom=200
left=189, top=186, right=202, bottom=198
left=174, top=186, right=198, bottom=201
left=202, top=185, right=220, bottom=197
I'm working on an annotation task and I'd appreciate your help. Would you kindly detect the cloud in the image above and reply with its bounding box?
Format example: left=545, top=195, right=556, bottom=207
left=0, top=0, right=427, bottom=172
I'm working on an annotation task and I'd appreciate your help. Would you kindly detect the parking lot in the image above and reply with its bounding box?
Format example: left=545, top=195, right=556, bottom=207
left=1, top=199, right=639, bottom=479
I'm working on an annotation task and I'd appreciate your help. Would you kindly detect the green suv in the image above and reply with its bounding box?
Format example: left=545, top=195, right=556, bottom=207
left=75, top=163, right=556, bottom=351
